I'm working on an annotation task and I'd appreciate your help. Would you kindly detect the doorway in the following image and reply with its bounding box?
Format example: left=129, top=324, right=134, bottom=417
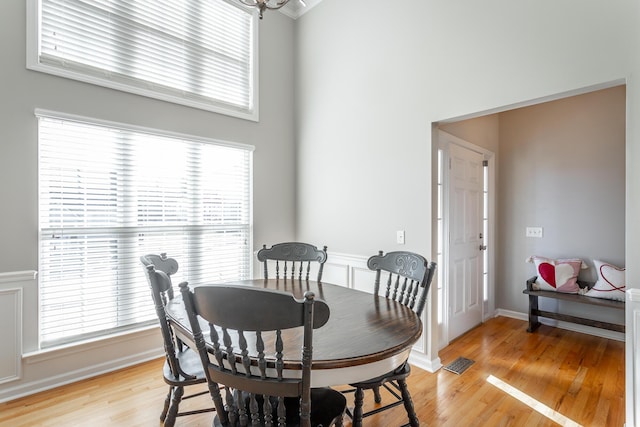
left=433, top=84, right=625, bottom=352
left=437, top=130, right=495, bottom=349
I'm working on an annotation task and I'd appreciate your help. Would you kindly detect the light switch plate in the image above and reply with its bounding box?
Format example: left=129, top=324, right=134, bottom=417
left=526, top=227, right=543, bottom=238
left=396, top=230, right=405, bottom=244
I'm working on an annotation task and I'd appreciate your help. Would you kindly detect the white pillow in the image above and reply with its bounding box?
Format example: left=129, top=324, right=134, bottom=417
left=585, top=260, right=626, bottom=301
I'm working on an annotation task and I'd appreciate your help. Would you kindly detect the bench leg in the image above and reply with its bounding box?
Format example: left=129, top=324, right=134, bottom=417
left=527, top=294, right=541, bottom=332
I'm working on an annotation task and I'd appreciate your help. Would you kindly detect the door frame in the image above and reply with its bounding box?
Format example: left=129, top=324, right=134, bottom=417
left=436, top=130, right=496, bottom=349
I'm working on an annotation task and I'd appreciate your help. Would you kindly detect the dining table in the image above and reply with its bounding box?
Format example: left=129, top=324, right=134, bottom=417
left=165, top=278, right=423, bottom=388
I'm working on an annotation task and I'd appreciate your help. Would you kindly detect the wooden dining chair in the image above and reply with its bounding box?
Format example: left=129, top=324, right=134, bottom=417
left=140, top=254, right=215, bottom=427
left=179, top=282, right=347, bottom=427
left=347, top=250, right=436, bottom=427
left=257, top=242, right=328, bottom=282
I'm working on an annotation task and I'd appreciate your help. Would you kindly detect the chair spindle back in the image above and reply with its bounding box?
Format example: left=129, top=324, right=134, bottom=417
left=257, top=242, right=328, bottom=282
left=368, top=250, right=436, bottom=317
left=180, top=283, right=331, bottom=427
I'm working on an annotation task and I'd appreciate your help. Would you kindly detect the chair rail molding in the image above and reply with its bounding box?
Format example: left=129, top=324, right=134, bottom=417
left=0, top=270, right=37, bottom=284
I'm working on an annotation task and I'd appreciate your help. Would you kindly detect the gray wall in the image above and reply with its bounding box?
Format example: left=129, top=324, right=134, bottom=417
left=439, top=115, right=500, bottom=155
left=0, top=0, right=296, bottom=398
left=0, top=0, right=297, bottom=273
left=498, top=86, right=626, bottom=313
left=441, top=87, right=626, bottom=316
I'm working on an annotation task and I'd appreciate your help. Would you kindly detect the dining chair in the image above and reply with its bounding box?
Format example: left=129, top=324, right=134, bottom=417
left=140, top=254, right=215, bottom=427
left=257, top=242, right=328, bottom=282
left=347, top=250, right=436, bottom=427
left=179, top=282, right=347, bottom=427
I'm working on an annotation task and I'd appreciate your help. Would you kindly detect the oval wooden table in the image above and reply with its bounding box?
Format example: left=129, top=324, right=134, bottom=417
left=166, top=278, right=423, bottom=388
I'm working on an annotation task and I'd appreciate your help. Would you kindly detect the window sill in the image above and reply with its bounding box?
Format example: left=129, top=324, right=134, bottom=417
left=23, top=324, right=161, bottom=364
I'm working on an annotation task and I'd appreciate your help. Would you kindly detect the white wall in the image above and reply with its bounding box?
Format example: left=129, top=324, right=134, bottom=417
left=295, top=0, right=638, bottom=423
left=0, top=0, right=296, bottom=401
left=295, top=0, right=633, bottom=259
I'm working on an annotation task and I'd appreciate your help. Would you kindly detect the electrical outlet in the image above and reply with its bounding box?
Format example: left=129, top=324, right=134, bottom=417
left=396, top=230, right=405, bottom=244
left=526, top=227, right=543, bottom=238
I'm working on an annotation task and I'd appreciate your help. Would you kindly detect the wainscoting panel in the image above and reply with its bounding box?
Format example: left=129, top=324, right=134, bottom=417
left=323, top=252, right=374, bottom=291
left=322, top=262, right=350, bottom=288
left=351, top=266, right=376, bottom=294
left=0, top=271, right=35, bottom=385
left=0, top=288, right=22, bottom=384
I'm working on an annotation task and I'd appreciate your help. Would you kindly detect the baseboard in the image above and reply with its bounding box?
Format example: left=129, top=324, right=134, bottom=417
left=0, top=326, right=164, bottom=403
left=409, top=350, right=442, bottom=373
left=495, top=308, right=528, bottom=321
left=0, top=348, right=163, bottom=403
left=495, top=308, right=625, bottom=342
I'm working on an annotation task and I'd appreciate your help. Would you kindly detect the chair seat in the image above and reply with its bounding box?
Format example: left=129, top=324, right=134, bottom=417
left=213, top=387, right=346, bottom=427
left=162, top=347, right=208, bottom=386
left=309, top=388, right=347, bottom=426
left=348, top=362, right=411, bottom=389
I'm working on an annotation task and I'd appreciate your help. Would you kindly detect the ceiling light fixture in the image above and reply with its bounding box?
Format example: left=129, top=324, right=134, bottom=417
left=237, top=0, right=306, bottom=19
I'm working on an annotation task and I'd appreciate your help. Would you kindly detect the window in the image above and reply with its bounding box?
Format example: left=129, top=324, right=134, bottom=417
left=37, top=110, right=253, bottom=348
left=27, top=0, right=257, bottom=120
left=436, top=148, right=444, bottom=326
left=482, top=159, right=489, bottom=307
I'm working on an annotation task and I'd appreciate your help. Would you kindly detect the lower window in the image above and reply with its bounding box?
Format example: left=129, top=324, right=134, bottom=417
left=37, top=110, right=253, bottom=348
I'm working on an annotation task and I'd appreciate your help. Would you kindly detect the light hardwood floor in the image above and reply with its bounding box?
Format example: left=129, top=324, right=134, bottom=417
left=0, top=316, right=625, bottom=427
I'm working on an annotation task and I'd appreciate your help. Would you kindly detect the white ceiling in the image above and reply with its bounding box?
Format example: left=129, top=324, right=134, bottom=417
left=279, top=0, right=323, bottom=19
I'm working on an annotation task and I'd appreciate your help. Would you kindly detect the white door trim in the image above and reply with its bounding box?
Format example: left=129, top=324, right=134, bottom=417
left=437, top=130, right=496, bottom=349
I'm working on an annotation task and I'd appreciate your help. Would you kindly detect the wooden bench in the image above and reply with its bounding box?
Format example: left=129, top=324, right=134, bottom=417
left=523, top=276, right=625, bottom=333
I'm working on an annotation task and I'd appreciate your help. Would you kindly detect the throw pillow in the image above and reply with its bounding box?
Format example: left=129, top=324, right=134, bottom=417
left=585, top=260, right=626, bottom=301
left=528, top=256, right=583, bottom=293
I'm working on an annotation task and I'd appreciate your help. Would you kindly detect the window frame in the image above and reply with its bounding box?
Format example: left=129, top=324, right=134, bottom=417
left=26, top=0, right=259, bottom=121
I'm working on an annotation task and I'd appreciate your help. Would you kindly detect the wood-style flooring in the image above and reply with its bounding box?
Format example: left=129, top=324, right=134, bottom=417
left=0, top=316, right=625, bottom=426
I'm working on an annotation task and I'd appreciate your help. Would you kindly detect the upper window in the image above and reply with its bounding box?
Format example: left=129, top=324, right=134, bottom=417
left=27, top=0, right=258, bottom=120
left=37, top=110, right=254, bottom=348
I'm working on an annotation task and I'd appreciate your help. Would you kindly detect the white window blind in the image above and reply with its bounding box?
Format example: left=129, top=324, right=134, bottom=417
left=28, top=0, right=257, bottom=120
left=38, top=111, right=253, bottom=348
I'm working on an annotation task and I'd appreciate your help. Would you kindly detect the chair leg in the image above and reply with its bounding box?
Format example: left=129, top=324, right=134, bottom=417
left=160, top=386, right=172, bottom=421
left=352, top=387, right=365, bottom=427
left=373, top=385, right=382, bottom=403
left=164, top=385, right=184, bottom=427
left=398, top=379, right=419, bottom=427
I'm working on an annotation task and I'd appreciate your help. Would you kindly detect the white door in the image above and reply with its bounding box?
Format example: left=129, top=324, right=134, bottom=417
left=447, top=142, right=484, bottom=341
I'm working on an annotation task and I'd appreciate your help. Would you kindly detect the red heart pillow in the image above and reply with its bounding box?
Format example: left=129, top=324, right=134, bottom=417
left=531, top=256, right=582, bottom=293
